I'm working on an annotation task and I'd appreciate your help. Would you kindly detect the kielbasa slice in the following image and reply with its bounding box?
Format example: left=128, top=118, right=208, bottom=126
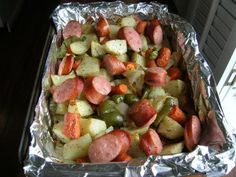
left=110, top=129, right=131, bottom=154
left=88, top=133, right=122, bottom=163
left=96, top=16, right=110, bottom=37
left=128, top=99, right=156, bottom=127
left=156, top=47, right=171, bottom=68
left=52, top=77, right=84, bottom=103
left=144, top=67, right=167, bottom=87
left=140, top=129, right=163, bottom=156
left=146, top=19, right=163, bottom=45
left=146, top=60, right=157, bottom=68
left=84, top=76, right=111, bottom=105
left=63, top=20, right=82, bottom=39
left=184, top=115, right=201, bottom=151
left=102, top=54, right=126, bottom=75
left=118, top=26, right=142, bottom=52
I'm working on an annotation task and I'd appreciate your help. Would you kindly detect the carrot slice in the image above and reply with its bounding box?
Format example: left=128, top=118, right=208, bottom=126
left=113, top=152, right=132, bottom=162
left=168, top=105, right=186, bottom=125
left=99, top=36, right=109, bottom=45
left=72, top=59, right=81, bottom=70
left=156, top=47, right=171, bottom=68
left=111, top=84, right=128, bottom=95
left=136, top=20, right=147, bottom=34
left=63, top=112, right=80, bottom=139
left=74, top=156, right=89, bottom=163
left=123, top=62, right=136, bottom=71
left=58, top=55, right=74, bottom=75
left=167, top=67, right=181, bottom=80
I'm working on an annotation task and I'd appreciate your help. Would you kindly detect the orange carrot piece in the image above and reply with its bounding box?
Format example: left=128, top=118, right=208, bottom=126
left=72, top=59, right=81, bottom=70
left=167, top=67, right=181, bottom=80
left=99, top=36, right=109, bottom=45
left=168, top=105, right=186, bottom=125
left=156, top=47, right=171, bottom=68
left=74, top=156, right=89, bottom=163
left=63, top=112, right=81, bottom=139
left=113, top=152, right=132, bottom=162
left=111, top=84, right=128, bottom=95
left=136, top=20, right=147, bottom=34
left=58, top=55, right=74, bottom=75
left=124, top=62, right=136, bottom=71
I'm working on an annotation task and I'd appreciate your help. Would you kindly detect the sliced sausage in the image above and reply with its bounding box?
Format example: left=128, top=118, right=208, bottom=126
left=144, top=67, right=167, bottom=87
left=142, top=114, right=157, bottom=127
left=88, top=133, right=122, bottom=163
left=110, top=129, right=131, bottom=154
left=96, top=16, right=110, bottom=37
left=102, top=54, right=126, bottom=75
left=128, top=99, right=156, bottom=127
left=118, top=26, right=142, bottom=52
left=199, top=111, right=225, bottom=151
left=53, top=77, right=84, bottom=103
left=58, top=55, right=74, bottom=75
left=63, top=20, right=82, bottom=39
left=84, top=76, right=111, bottom=105
left=56, top=29, right=63, bottom=47
left=146, top=19, right=163, bottom=45
left=136, top=21, right=147, bottom=34
left=113, top=152, right=132, bottom=162
left=156, top=47, right=171, bottom=68
left=146, top=60, right=157, bottom=68
left=140, top=129, right=163, bottom=156
left=63, top=112, right=80, bottom=139
left=184, top=115, right=201, bottom=151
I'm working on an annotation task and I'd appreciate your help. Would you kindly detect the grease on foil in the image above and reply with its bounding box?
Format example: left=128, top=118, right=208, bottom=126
left=23, top=1, right=236, bottom=177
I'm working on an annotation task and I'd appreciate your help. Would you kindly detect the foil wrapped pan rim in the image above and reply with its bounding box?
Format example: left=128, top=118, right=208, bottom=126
left=23, top=1, right=236, bottom=177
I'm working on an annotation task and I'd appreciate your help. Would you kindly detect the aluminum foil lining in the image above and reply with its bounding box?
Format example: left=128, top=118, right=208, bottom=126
left=23, top=1, right=236, bottom=176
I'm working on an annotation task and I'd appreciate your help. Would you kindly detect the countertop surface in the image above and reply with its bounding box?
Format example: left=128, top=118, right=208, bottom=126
left=0, top=0, right=235, bottom=177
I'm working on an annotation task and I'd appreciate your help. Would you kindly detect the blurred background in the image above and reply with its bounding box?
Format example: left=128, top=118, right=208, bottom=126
left=0, top=0, right=235, bottom=176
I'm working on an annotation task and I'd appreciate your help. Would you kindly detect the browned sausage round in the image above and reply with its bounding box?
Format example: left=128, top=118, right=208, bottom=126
left=84, top=76, right=111, bottom=105
left=184, top=115, right=201, bottom=151
left=88, top=133, right=122, bottom=163
left=144, top=67, right=167, bottom=87
left=102, top=54, right=126, bottom=75
left=128, top=99, right=157, bottom=127
left=96, top=16, right=110, bottom=37
left=56, top=29, right=63, bottom=47
left=146, top=60, right=157, bottom=68
left=63, top=20, right=82, bottom=39
left=156, top=47, right=171, bottom=68
left=110, top=129, right=131, bottom=154
left=140, top=129, right=163, bottom=156
left=118, top=26, right=142, bottom=52
left=52, top=77, right=84, bottom=103
left=146, top=19, right=163, bottom=45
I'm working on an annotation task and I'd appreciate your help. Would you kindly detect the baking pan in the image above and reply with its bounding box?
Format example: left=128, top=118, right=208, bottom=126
left=18, top=25, right=55, bottom=164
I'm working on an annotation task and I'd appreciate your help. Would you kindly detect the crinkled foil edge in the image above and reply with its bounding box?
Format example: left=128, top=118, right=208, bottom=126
left=23, top=1, right=236, bottom=177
